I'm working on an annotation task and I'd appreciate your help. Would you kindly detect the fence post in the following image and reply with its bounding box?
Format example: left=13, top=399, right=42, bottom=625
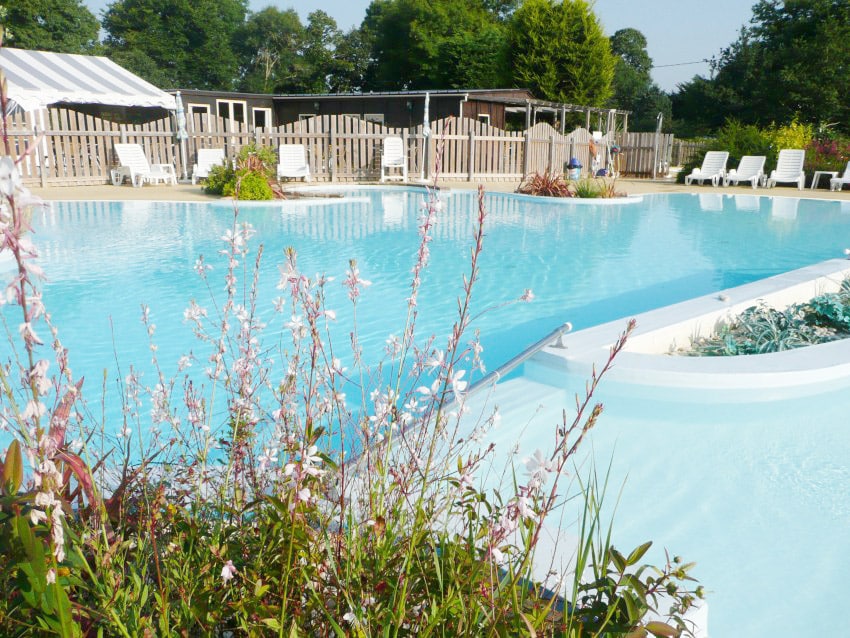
left=468, top=129, right=475, bottom=182
left=523, top=130, right=531, bottom=178
left=548, top=134, right=556, bottom=173
left=329, top=122, right=336, bottom=182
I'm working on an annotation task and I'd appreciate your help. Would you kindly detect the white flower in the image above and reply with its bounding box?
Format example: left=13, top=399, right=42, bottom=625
left=221, top=559, right=237, bottom=583
left=0, top=157, right=22, bottom=197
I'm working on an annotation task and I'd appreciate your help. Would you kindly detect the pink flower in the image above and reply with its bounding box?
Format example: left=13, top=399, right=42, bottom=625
left=221, top=559, right=237, bottom=583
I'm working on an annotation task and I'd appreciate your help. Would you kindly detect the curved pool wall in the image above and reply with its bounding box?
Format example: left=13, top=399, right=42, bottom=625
left=2, top=189, right=850, bottom=636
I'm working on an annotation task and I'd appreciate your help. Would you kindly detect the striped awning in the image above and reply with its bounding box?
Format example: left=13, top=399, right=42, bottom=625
left=0, top=47, right=176, bottom=113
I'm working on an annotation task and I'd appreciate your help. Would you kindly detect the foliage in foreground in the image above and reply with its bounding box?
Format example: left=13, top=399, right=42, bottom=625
left=0, top=71, right=701, bottom=635
left=688, top=278, right=850, bottom=356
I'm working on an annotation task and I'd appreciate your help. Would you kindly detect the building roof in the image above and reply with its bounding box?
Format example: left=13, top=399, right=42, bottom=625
left=0, top=48, right=176, bottom=113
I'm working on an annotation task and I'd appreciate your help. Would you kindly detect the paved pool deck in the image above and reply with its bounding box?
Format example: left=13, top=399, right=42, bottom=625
left=30, top=177, right=850, bottom=202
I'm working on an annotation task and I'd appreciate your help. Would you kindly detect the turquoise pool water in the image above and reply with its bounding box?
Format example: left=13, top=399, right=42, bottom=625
left=12, top=190, right=850, bottom=416
left=2, top=190, right=850, bottom=636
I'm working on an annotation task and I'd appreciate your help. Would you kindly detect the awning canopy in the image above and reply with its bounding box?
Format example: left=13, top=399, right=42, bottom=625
left=0, top=48, right=176, bottom=120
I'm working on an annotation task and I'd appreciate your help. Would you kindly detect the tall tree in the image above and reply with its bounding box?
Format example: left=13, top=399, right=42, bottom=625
left=674, top=0, right=850, bottom=134
left=1, top=0, right=99, bottom=53
left=363, top=0, right=509, bottom=90
left=103, top=0, right=247, bottom=90
left=508, top=0, right=615, bottom=106
left=234, top=7, right=304, bottom=93
left=608, top=28, right=671, bottom=131
left=327, top=26, right=373, bottom=92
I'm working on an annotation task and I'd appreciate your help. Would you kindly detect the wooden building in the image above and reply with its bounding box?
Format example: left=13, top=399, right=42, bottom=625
left=172, top=88, right=630, bottom=134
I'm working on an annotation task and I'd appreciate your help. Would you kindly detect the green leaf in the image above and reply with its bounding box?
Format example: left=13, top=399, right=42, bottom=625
left=611, top=547, right=627, bottom=573
left=627, top=541, right=652, bottom=566
left=3, top=439, right=23, bottom=495
left=645, top=620, right=681, bottom=637
left=260, top=618, right=282, bottom=631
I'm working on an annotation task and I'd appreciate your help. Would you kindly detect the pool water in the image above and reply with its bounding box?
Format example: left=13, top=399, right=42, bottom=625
left=3, top=190, right=850, bottom=636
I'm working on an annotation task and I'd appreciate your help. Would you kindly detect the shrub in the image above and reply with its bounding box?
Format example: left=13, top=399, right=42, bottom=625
left=517, top=171, right=574, bottom=197
left=204, top=143, right=279, bottom=199
left=203, top=162, right=235, bottom=195
left=222, top=170, right=274, bottom=200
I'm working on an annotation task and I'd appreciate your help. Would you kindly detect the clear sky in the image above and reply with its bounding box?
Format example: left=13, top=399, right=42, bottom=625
left=84, top=0, right=756, bottom=93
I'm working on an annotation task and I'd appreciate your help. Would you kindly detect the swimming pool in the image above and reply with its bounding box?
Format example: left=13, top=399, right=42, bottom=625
left=3, top=189, right=850, bottom=636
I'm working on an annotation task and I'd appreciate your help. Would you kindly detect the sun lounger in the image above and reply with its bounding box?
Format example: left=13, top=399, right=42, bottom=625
left=112, top=143, right=177, bottom=187
left=684, top=151, right=729, bottom=186
left=191, top=148, right=226, bottom=184
left=723, top=155, right=766, bottom=188
left=277, top=144, right=311, bottom=181
left=829, top=161, right=850, bottom=191
left=765, top=149, right=806, bottom=190
left=380, top=136, right=408, bottom=182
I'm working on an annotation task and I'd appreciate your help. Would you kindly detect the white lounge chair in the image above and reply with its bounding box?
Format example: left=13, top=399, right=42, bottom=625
left=765, top=149, right=806, bottom=190
left=277, top=144, right=311, bottom=181
left=684, top=151, right=729, bottom=186
left=380, top=136, right=408, bottom=182
left=830, top=161, right=850, bottom=191
left=723, top=155, right=766, bottom=189
left=112, top=143, right=177, bottom=187
left=191, top=148, right=226, bottom=184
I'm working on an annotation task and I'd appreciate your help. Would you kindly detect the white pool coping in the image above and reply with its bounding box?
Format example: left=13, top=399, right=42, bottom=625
left=536, top=259, right=850, bottom=391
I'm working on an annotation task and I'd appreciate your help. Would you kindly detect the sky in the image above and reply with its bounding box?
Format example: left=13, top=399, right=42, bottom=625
left=84, top=0, right=756, bottom=93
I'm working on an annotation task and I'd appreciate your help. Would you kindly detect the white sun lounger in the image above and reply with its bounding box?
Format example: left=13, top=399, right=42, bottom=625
left=380, top=136, right=408, bottom=182
left=723, top=155, right=766, bottom=188
left=112, top=143, right=177, bottom=187
left=277, top=144, right=311, bottom=181
left=684, top=151, right=729, bottom=187
left=765, top=149, right=806, bottom=190
left=191, top=148, right=226, bottom=184
left=829, top=161, right=850, bottom=191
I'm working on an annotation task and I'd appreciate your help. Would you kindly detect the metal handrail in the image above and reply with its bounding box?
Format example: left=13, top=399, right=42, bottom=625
left=462, top=322, right=573, bottom=401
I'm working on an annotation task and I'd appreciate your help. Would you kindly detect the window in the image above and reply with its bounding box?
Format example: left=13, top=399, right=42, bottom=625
left=188, top=104, right=211, bottom=131
left=477, top=114, right=491, bottom=125
left=252, top=107, right=272, bottom=129
left=216, top=99, right=246, bottom=124
left=364, top=113, right=385, bottom=125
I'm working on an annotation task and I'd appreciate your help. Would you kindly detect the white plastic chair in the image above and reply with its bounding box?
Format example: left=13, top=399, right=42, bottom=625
left=380, top=136, right=408, bottom=182
left=277, top=144, right=311, bottom=181
left=191, top=148, right=226, bottom=184
left=112, top=143, right=177, bottom=187
left=684, top=151, right=729, bottom=186
left=765, top=149, right=806, bottom=190
left=723, top=155, right=766, bottom=189
left=830, top=161, right=850, bottom=191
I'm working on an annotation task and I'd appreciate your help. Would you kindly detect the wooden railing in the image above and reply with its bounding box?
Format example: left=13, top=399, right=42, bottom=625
left=7, top=108, right=681, bottom=186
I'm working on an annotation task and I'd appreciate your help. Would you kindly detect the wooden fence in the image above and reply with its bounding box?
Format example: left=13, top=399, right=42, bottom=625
left=8, top=108, right=686, bottom=186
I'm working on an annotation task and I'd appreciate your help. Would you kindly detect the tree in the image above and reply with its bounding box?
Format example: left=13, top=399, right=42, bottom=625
left=1, top=0, right=99, bottom=53
left=508, top=0, right=615, bottom=106
left=234, top=7, right=304, bottom=93
left=103, top=0, right=247, bottom=90
left=327, top=26, right=373, bottom=92
left=363, top=0, right=509, bottom=90
left=673, top=0, right=850, bottom=134
left=608, top=28, right=671, bottom=131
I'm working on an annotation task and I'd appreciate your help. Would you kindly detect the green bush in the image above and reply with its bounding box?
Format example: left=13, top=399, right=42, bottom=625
left=203, top=162, right=235, bottom=195
left=222, top=170, right=274, bottom=200
left=203, top=143, right=278, bottom=198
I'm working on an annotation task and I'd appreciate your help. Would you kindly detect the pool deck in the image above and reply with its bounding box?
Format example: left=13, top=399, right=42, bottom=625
left=30, top=177, right=850, bottom=202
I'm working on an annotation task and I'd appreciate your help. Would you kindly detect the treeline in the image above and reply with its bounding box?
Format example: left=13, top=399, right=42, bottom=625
left=3, top=0, right=849, bottom=135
